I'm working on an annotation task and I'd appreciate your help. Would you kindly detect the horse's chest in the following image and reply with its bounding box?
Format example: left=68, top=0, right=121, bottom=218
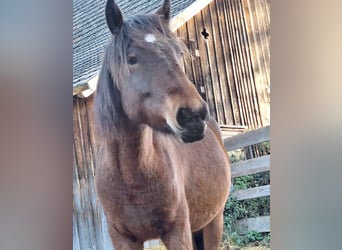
left=99, top=169, right=176, bottom=201
left=105, top=184, right=179, bottom=239
left=110, top=179, right=179, bottom=210
left=96, top=158, right=182, bottom=238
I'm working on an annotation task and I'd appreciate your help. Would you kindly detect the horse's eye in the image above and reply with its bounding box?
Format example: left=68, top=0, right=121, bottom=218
left=127, top=56, right=138, bottom=65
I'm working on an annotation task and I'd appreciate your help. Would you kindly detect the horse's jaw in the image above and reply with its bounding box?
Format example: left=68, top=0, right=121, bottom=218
left=166, top=119, right=207, bottom=144
left=180, top=131, right=206, bottom=143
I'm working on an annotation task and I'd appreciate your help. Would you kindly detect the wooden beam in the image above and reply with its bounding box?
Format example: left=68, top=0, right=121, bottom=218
left=231, top=185, right=270, bottom=200
left=237, top=216, right=270, bottom=233
left=170, top=0, right=214, bottom=31
left=224, top=125, right=270, bottom=151
left=77, top=89, right=95, bottom=98
left=231, top=155, right=270, bottom=178
left=74, top=75, right=98, bottom=97
left=73, top=82, right=89, bottom=96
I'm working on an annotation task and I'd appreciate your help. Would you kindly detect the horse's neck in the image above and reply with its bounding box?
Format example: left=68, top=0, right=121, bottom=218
left=111, top=125, right=161, bottom=175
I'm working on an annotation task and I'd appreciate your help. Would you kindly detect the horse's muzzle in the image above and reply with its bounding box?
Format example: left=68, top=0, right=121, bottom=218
left=176, top=106, right=209, bottom=143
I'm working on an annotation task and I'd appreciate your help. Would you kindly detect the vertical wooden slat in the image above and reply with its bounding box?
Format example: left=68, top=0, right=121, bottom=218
left=186, top=18, right=208, bottom=100
left=242, top=0, right=271, bottom=125
left=185, top=18, right=206, bottom=99
left=193, top=11, right=218, bottom=121
left=221, top=0, right=245, bottom=126
left=176, top=29, right=188, bottom=74
left=230, top=0, right=255, bottom=127
left=225, top=0, right=249, bottom=126
left=215, top=0, right=239, bottom=125
left=201, top=6, right=225, bottom=124
left=178, top=25, right=195, bottom=84
left=237, top=0, right=262, bottom=127
left=184, top=22, right=197, bottom=86
left=223, top=0, right=266, bottom=128
left=208, top=1, right=232, bottom=125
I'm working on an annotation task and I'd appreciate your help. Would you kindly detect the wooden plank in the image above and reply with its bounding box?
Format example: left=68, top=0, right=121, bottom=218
left=186, top=18, right=206, bottom=99
left=187, top=17, right=207, bottom=100
left=228, top=0, right=253, bottom=127
left=231, top=155, right=270, bottom=178
left=170, top=0, right=215, bottom=31
left=193, top=11, right=218, bottom=121
left=201, top=5, right=225, bottom=124
left=223, top=0, right=266, bottom=128
left=221, top=0, right=245, bottom=126
left=220, top=125, right=247, bottom=139
left=73, top=81, right=88, bottom=96
left=177, top=26, right=194, bottom=82
left=236, top=0, right=262, bottom=128
left=236, top=0, right=261, bottom=128
left=208, top=1, right=231, bottom=125
left=231, top=185, right=270, bottom=200
left=224, top=125, right=269, bottom=151
left=229, top=0, right=252, bottom=126
left=241, top=0, right=270, bottom=126
left=237, top=216, right=270, bottom=233
left=216, top=0, right=241, bottom=125
left=225, top=0, right=250, bottom=127
left=73, top=75, right=98, bottom=97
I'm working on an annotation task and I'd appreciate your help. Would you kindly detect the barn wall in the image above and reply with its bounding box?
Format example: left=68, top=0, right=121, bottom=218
left=73, top=96, right=113, bottom=250
left=177, top=0, right=270, bottom=128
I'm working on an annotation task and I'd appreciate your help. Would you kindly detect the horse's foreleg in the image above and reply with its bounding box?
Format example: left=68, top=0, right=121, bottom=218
left=108, top=225, right=144, bottom=250
left=202, top=210, right=224, bottom=250
left=161, top=218, right=193, bottom=250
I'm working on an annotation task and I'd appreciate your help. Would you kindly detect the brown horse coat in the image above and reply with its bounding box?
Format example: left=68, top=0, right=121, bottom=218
left=94, top=0, right=231, bottom=249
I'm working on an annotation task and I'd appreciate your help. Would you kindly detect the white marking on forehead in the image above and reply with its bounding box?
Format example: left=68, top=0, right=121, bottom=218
left=144, top=34, right=157, bottom=43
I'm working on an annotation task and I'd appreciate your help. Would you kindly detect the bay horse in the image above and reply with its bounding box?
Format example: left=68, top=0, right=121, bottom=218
left=94, top=0, right=231, bottom=249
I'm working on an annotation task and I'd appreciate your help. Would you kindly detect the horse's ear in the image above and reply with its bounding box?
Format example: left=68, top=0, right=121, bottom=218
left=105, top=0, right=123, bottom=35
left=156, top=0, right=171, bottom=21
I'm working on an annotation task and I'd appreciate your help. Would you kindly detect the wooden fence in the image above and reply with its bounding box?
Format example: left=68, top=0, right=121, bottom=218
left=224, top=125, right=270, bottom=233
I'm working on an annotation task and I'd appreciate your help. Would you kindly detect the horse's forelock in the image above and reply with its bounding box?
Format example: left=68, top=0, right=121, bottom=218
left=124, top=14, right=182, bottom=51
left=126, top=14, right=169, bottom=35
left=130, top=14, right=190, bottom=59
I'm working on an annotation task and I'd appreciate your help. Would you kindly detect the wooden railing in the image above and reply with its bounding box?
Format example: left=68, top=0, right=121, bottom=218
left=224, top=125, right=270, bottom=233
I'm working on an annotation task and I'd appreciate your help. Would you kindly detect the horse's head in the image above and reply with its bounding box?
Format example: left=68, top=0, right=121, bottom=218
left=95, top=0, right=209, bottom=143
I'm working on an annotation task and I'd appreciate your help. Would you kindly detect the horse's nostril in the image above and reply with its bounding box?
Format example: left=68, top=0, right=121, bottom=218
left=176, top=108, right=191, bottom=127
left=176, top=106, right=208, bottom=127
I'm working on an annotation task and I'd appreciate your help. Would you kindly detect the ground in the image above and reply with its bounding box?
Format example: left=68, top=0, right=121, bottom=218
left=226, top=247, right=270, bottom=250
left=145, top=245, right=270, bottom=250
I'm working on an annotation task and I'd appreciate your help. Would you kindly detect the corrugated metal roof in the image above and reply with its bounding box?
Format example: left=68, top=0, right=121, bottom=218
left=73, top=0, right=197, bottom=87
